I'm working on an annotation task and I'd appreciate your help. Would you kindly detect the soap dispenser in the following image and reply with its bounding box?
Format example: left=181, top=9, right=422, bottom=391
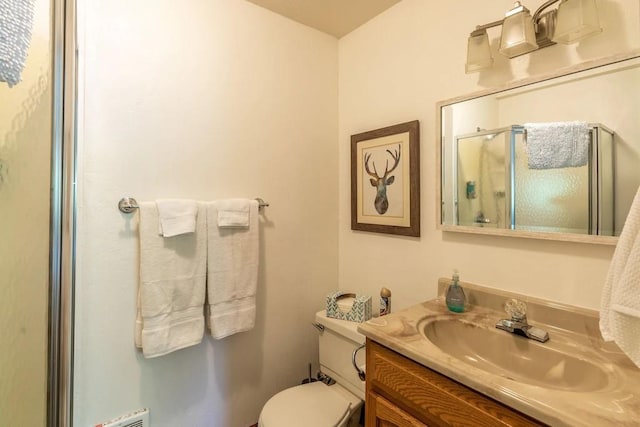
left=445, top=270, right=466, bottom=313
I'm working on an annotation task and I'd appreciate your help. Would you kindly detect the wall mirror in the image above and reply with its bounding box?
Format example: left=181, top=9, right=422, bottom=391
left=437, top=51, right=640, bottom=244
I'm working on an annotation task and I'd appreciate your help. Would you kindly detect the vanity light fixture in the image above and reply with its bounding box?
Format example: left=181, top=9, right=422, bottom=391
left=553, top=0, right=602, bottom=44
left=465, top=0, right=602, bottom=73
left=465, top=29, right=493, bottom=73
left=499, top=2, right=539, bottom=58
left=465, top=19, right=503, bottom=72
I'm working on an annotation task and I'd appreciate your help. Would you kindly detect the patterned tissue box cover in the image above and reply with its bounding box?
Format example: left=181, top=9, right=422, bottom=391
left=326, top=291, right=372, bottom=323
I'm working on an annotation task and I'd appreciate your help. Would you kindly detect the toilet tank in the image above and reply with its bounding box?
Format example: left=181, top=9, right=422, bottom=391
left=315, top=311, right=366, bottom=399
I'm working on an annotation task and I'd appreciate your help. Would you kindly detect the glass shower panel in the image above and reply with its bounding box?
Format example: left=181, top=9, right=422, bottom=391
left=0, top=0, right=53, bottom=425
left=514, top=132, right=590, bottom=234
left=597, top=127, right=615, bottom=236
left=456, top=130, right=508, bottom=228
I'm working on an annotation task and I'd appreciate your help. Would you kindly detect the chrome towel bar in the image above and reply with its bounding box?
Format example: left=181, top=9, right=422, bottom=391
left=118, top=197, right=269, bottom=214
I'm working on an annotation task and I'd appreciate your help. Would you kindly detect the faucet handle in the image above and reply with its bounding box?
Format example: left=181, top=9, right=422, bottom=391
left=504, top=298, right=527, bottom=321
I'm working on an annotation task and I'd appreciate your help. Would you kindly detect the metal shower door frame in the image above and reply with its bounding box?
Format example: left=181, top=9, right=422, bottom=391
left=49, top=0, right=76, bottom=425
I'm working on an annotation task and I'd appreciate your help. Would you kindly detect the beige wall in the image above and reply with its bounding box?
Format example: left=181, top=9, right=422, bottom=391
left=73, top=0, right=640, bottom=425
left=338, top=0, right=640, bottom=312
left=74, top=1, right=338, bottom=426
left=0, top=0, right=52, bottom=425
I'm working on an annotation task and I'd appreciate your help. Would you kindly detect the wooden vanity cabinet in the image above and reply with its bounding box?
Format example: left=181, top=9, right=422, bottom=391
left=365, top=339, right=545, bottom=427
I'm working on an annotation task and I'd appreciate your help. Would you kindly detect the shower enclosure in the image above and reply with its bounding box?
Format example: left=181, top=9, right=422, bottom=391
left=0, top=0, right=75, bottom=426
left=454, top=124, right=614, bottom=235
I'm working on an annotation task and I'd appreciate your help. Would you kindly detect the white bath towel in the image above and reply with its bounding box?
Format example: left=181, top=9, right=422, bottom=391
left=156, top=199, right=198, bottom=237
left=217, top=199, right=250, bottom=228
left=0, top=0, right=35, bottom=87
left=206, top=199, right=259, bottom=339
left=524, top=121, right=590, bottom=169
left=136, top=202, right=207, bottom=358
left=600, top=186, right=640, bottom=367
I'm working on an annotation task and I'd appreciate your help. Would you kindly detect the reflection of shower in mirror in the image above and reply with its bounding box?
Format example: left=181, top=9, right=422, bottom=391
left=438, top=53, right=640, bottom=242
left=453, top=123, right=614, bottom=236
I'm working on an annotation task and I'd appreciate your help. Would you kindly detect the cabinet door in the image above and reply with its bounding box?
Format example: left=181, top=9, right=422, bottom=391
left=369, top=392, right=428, bottom=427
left=366, top=340, right=544, bottom=427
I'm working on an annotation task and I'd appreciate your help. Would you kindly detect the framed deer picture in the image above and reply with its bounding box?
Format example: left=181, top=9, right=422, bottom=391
left=351, top=120, right=420, bottom=237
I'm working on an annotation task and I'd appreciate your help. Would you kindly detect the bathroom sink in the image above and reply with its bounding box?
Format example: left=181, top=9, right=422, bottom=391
left=419, top=318, right=610, bottom=392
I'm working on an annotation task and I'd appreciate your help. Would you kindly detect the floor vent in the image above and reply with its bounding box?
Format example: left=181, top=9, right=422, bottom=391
left=96, top=408, right=149, bottom=427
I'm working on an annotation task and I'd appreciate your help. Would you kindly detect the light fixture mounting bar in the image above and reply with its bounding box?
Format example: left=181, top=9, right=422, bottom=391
left=532, top=0, right=563, bottom=21
left=531, top=0, right=564, bottom=49
left=470, top=19, right=503, bottom=36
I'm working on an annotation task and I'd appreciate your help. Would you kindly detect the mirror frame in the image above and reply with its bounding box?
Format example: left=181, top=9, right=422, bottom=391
left=436, top=50, right=640, bottom=245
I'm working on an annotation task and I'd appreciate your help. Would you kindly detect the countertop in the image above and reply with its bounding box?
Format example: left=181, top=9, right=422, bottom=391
left=357, top=279, right=640, bottom=427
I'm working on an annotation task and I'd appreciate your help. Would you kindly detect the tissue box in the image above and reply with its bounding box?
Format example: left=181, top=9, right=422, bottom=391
left=326, top=291, right=372, bottom=323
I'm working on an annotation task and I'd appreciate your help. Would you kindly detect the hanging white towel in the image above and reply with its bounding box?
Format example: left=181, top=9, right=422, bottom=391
left=206, top=199, right=259, bottom=339
left=600, top=186, right=640, bottom=367
left=136, top=202, right=207, bottom=358
left=217, top=199, right=251, bottom=228
left=0, top=0, right=36, bottom=87
left=524, top=121, right=590, bottom=169
left=156, top=199, right=198, bottom=237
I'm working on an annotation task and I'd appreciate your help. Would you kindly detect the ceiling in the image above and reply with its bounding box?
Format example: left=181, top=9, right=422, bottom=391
left=246, top=0, right=402, bottom=38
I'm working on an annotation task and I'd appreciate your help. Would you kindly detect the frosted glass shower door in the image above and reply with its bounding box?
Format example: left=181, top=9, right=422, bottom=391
left=0, top=0, right=54, bottom=425
left=514, top=132, right=590, bottom=234
left=513, top=124, right=614, bottom=235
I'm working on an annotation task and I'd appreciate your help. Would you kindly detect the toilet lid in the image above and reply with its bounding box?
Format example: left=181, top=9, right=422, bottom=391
left=260, top=382, right=355, bottom=427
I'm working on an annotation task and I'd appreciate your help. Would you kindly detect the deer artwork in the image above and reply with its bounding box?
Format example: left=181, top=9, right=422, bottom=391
left=364, top=145, right=401, bottom=215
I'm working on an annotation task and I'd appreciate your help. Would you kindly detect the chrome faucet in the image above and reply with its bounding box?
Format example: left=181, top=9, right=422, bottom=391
left=495, top=299, right=549, bottom=343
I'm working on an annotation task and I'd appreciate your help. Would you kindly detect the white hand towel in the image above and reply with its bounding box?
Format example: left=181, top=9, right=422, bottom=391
left=136, top=202, right=207, bottom=358
left=524, top=121, right=589, bottom=169
left=156, top=199, right=197, bottom=237
left=600, top=185, right=640, bottom=367
left=0, top=0, right=35, bottom=87
left=206, top=199, right=259, bottom=339
left=217, top=199, right=250, bottom=228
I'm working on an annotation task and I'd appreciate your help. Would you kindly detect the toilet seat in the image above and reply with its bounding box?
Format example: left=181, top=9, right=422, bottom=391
left=259, top=381, right=361, bottom=427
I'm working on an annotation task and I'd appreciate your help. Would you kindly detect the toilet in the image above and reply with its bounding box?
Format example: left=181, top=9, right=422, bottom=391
left=258, top=310, right=366, bottom=427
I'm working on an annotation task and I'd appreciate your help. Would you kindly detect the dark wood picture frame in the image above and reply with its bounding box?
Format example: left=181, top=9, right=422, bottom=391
left=351, top=120, right=420, bottom=237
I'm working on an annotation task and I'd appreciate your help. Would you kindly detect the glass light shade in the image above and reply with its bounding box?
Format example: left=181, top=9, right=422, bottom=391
left=465, top=31, right=493, bottom=73
left=499, top=8, right=539, bottom=58
left=552, top=0, right=602, bottom=44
